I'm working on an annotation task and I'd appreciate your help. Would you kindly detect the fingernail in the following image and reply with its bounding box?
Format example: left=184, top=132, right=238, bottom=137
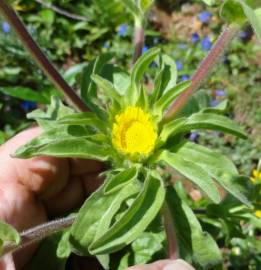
left=163, top=259, right=195, bottom=270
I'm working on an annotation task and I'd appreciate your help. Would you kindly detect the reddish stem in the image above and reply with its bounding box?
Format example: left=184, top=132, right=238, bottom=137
left=165, top=25, right=238, bottom=119
left=163, top=203, right=179, bottom=259
left=133, top=26, right=145, bottom=64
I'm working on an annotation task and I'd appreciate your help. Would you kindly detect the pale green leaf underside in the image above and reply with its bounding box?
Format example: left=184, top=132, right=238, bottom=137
left=159, top=151, right=221, bottom=203
left=174, top=142, right=251, bottom=207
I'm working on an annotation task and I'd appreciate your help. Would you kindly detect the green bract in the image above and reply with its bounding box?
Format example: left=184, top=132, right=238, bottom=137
left=15, top=48, right=251, bottom=268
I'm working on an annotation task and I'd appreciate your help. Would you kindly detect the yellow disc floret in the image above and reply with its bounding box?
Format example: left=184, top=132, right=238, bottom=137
left=112, top=106, right=157, bottom=157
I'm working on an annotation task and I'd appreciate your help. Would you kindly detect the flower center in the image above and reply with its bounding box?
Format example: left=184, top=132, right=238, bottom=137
left=112, top=106, right=157, bottom=156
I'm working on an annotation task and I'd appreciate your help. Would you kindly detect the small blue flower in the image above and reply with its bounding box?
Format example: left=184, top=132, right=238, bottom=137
left=21, top=101, right=37, bottom=112
left=177, top=43, right=188, bottom=50
left=189, top=132, right=199, bottom=142
left=210, top=99, right=219, bottom=107
left=142, top=46, right=149, bottom=54
left=117, top=24, right=127, bottom=37
left=2, top=22, right=10, bottom=33
left=191, top=33, right=200, bottom=43
left=175, top=60, right=183, bottom=71
left=198, top=11, right=212, bottom=24
left=215, top=89, right=226, bottom=97
left=180, top=75, right=190, bottom=81
left=103, top=41, right=110, bottom=49
left=201, top=36, right=212, bottom=51
left=238, top=31, right=248, bottom=39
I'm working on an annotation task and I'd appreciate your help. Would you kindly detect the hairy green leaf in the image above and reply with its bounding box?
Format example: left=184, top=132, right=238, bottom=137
left=127, top=48, right=160, bottom=105
left=14, top=126, right=110, bottom=161
left=166, top=186, right=222, bottom=268
left=70, top=182, right=139, bottom=255
left=89, top=175, right=165, bottom=254
left=161, top=112, right=247, bottom=141
left=104, top=167, right=138, bottom=195
left=91, top=74, right=122, bottom=104
left=0, top=221, right=20, bottom=255
left=174, top=142, right=251, bottom=207
left=159, top=151, right=221, bottom=203
left=59, top=112, right=107, bottom=133
left=153, top=80, right=191, bottom=117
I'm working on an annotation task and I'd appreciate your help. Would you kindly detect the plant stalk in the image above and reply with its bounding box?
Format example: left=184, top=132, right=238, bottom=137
left=165, top=24, right=239, bottom=119
left=163, top=202, right=179, bottom=260
left=34, top=0, right=88, bottom=22
left=2, top=216, right=76, bottom=256
left=0, top=0, right=89, bottom=112
left=133, top=20, right=145, bottom=63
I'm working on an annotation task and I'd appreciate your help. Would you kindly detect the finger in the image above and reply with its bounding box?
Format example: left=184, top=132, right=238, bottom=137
left=0, top=181, right=46, bottom=268
left=44, top=176, right=84, bottom=216
left=126, top=259, right=195, bottom=270
left=0, top=127, right=70, bottom=198
left=81, top=173, right=104, bottom=195
left=69, top=158, right=104, bottom=175
left=0, top=254, right=16, bottom=270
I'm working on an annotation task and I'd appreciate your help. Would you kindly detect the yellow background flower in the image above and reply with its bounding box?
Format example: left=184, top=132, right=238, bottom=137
left=251, top=169, right=261, bottom=184
left=112, top=106, right=157, bottom=157
left=255, top=210, right=261, bottom=218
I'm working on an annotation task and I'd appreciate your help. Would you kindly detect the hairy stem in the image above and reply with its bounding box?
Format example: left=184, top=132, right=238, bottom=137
left=0, top=0, right=89, bottom=112
left=163, top=202, right=179, bottom=260
left=35, top=0, right=88, bottom=22
left=2, top=216, right=76, bottom=256
left=133, top=23, right=145, bottom=63
left=165, top=24, right=239, bottom=119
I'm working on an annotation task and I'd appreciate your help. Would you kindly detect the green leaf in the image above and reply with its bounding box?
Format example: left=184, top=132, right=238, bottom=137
left=138, top=0, right=154, bottom=12
left=153, top=80, right=191, bottom=117
left=27, top=97, right=74, bottom=130
left=104, top=167, right=138, bottom=195
left=221, top=0, right=246, bottom=24
left=57, top=230, right=71, bottom=259
left=238, top=0, right=261, bottom=41
left=14, top=126, right=110, bottom=161
left=70, top=182, right=139, bottom=255
left=80, top=54, right=111, bottom=120
left=166, top=186, right=222, bottom=268
left=91, top=74, right=122, bottom=104
left=159, top=151, right=221, bottom=203
left=89, top=174, right=165, bottom=254
left=174, top=142, right=251, bottom=207
left=0, top=221, right=20, bottom=255
left=131, top=231, right=165, bottom=265
left=161, top=112, right=247, bottom=140
left=127, top=48, right=160, bottom=105
left=150, top=54, right=178, bottom=105
left=121, top=0, right=142, bottom=19
left=0, top=86, right=48, bottom=104
left=59, top=112, right=107, bottom=133
left=201, top=0, right=216, bottom=6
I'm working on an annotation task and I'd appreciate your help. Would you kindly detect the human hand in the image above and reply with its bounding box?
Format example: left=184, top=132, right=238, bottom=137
left=0, top=127, right=195, bottom=270
left=126, top=259, right=195, bottom=270
left=0, top=127, right=104, bottom=269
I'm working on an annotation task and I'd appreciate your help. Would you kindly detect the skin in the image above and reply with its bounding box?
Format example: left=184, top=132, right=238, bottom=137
left=0, top=127, right=194, bottom=270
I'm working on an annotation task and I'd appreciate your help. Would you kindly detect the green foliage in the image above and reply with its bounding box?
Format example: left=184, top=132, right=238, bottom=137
left=166, top=186, right=222, bottom=269
left=221, top=0, right=261, bottom=41
left=0, top=221, right=20, bottom=255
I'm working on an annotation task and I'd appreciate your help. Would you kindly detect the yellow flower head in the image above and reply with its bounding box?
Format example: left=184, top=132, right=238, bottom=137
left=250, top=169, right=261, bottom=184
left=255, top=210, right=261, bottom=218
left=112, top=106, right=157, bottom=157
